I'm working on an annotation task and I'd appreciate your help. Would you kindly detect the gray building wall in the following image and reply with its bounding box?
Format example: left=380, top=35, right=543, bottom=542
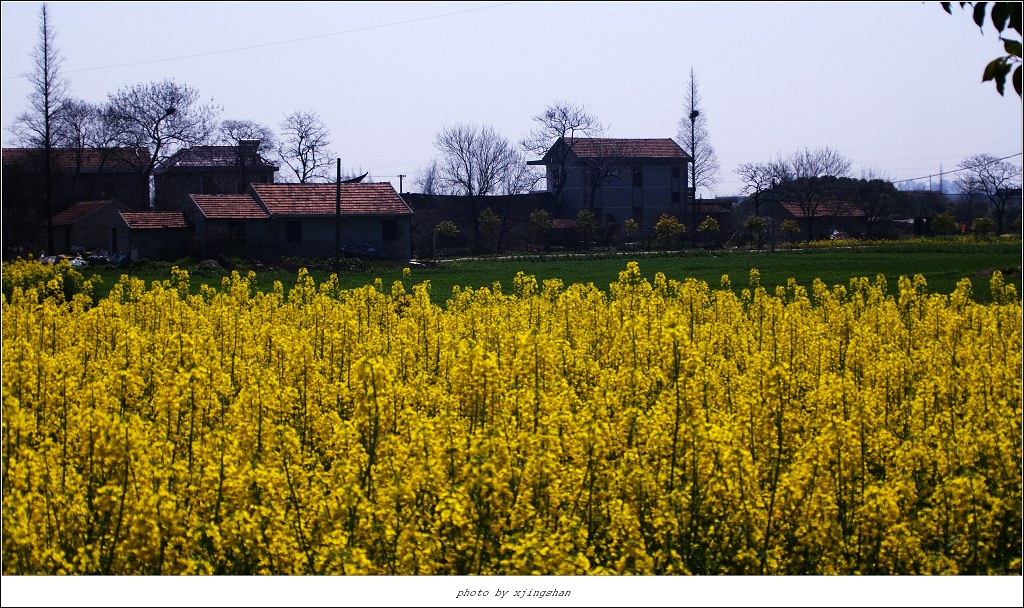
left=557, top=160, right=686, bottom=225
left=122, top=228, right=192, bottom=261
left=212, top=215, right=412, bottom=259
left=55, top=204, right=126, bottom=254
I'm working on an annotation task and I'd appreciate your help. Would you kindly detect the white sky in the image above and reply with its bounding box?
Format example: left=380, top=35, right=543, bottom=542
left=2, top=1, right=1022, bottom=198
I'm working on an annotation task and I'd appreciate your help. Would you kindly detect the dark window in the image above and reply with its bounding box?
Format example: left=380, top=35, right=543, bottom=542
left=382, top=219, right=398, bottom=241
left=201, top=173, right=217, bottom=194
left=551, top=167, right=563, bottom=190
left=671, top=166, right=681, bottom=179
left=286, top=221, right=302, bottom=243
left=671, top=191, right=681, bottom=204
left=632, top=167, right=642, bottom=187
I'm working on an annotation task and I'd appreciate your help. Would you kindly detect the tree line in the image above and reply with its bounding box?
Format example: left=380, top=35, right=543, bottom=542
left=8, top=4, right=1020, bottom=260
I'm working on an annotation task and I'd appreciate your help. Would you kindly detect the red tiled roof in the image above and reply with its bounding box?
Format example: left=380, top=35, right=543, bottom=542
left=563, top=138, right=690, bottom=160
left=119, top=211, right=190, bottom=230
left=52, top=200, right=119, bottom=226
left=2, top=147, right=150, bottom=172
left=156, top=145, right=277, bottom=172
left=250, top=183, right=413, bottom=217
left=189, top=194, right=269, bottom=220
left=781, top=201, right=864, bottom=218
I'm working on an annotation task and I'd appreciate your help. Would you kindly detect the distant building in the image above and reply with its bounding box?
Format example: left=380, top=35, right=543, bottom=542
left=528, top=137, right=691, bottom=226
left=181, top=182, right=414, bottom=259
left=116, top=211, right=193, bottom=261
left=51, top=199, right=128, bottom=255
left=2, top=147, right=151, bottom=257
left=771, top=200, right=867, bottom=240
left=154, top=140, right=278, bottom=211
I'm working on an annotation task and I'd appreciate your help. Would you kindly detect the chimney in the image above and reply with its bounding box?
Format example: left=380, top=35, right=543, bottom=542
left=239, top=138, right=260, bottom=158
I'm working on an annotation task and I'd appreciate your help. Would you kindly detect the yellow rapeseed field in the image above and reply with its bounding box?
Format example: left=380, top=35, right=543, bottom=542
left=2, top=260, right=1020, bottom=575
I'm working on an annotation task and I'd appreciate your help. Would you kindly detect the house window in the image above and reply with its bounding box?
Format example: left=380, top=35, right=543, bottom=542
left=382, top=219, right=398, bottom=242
left=671, top=166, right=681, bottom=179
left=550, top=167, right=563, bottom=190
left=632, top=167, right=642, bottom=187
left=201, top=173, right=217, bottom=194
left=286, top=221, right=302, bottom=243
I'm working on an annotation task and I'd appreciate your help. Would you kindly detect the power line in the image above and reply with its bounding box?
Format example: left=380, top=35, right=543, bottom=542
left=889, top=152, right=1022, bottom=185
left=3, top=2, right=516, bottom=79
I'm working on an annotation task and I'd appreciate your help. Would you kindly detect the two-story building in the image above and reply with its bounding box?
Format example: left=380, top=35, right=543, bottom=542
left=2, top=147, right=151, bottom=257
left=154, top=139, right=278, bottom=211
left=528, top=137, right=691, bottom=226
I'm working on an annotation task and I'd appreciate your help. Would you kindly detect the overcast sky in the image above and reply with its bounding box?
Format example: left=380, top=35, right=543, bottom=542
left=2, top=1, right=1022, bottom=198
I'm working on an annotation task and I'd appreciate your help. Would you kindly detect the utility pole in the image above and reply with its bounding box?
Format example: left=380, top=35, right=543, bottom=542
left=397, top=174, right=406, bottom=194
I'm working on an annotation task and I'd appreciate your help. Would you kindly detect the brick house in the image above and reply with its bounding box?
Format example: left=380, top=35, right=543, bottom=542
left=771, top=200, right=867, bottom=240
left=182, top=182, right=414, bottom=259
left=51, top=199, right=128, bottom=255
left=185, top=194, right=271, bottom=257
left=116, top=211, right=193, bottom=261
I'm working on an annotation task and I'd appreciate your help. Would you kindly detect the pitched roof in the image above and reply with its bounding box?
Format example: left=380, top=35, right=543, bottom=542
left=52, top=200, right=121, bottom=226
left=189, top=194, right=269, bottom=220
left=781, top=201, right=865, bottom=218
left=2, top=147, right=150, bottom=172
left=119, top=211, right=190, bottom=230
left=250, top=183, right=413, bottom=217
left=156, top=145, right=278, bottom=173
left=563, top=138, right=691, bottom=161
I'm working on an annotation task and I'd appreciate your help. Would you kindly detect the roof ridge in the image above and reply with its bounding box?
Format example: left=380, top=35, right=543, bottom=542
left=567, top=136, right=675, bottom=141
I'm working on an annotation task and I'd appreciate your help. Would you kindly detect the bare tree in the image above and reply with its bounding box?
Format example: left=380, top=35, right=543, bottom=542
left=849, top=170, right=901, bottom=237
left=278, top=110, right=333, bottom=183
left=10, top=3, right=69, bottom=254
left=677, top=69, right=720, bottom=197
left=499, top=152, right=541, bottom=197
left=217, top=118, right=279, bottom=193
left=677, top=68, right=720, bottom=244
left=416, top=159, right=443, bottom=195
left=220, top=119, right=276, bottom=155
left=104, top=78, right=221, bottom=201
left=52, top=97, right=125, bottom=201
left=770, top=147, right=852, bottom=240
left=433, top=122, right=520, bottom=253
left=521, top=100, right=604, bottom=208
left=735, top=162, right=774, bottom=216
left=956, top=154, right=1022, bottom=234
left=53, top=98, right=99, bottom=150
